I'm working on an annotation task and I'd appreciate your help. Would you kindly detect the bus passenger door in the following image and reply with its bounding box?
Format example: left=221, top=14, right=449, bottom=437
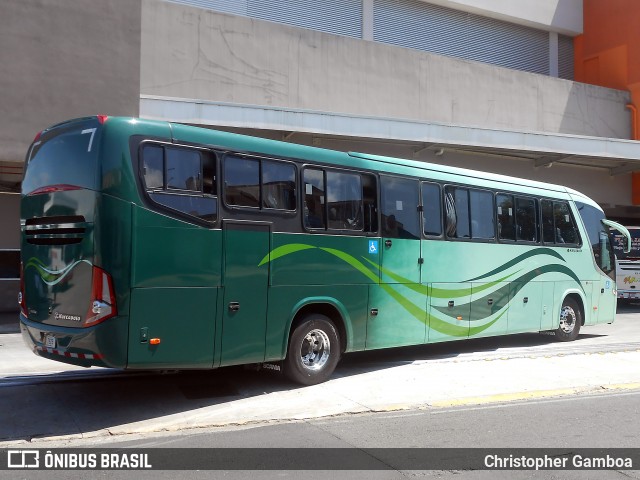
left=380, top=176, right=422, bottom=283
left=221, top=221, right=270, bottom=366
left=593, top=278, right=615, bottom=324
left=366, top=177, right=424, bottom=348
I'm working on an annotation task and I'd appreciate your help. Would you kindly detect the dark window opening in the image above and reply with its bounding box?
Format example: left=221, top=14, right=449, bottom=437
left=446, top=186, right=494, bottom=240
left=541, top=199, right=580, bottom=245
left=381, top=176, right=420, bottom=239
left=515, top=197, right=537, bottom=242
left=0, top=250, right=20, bottom=279
left=141, top=144, right=217, bottom=223
left=497, top=194, right=515, bottom=241
left=327, top=171, right=363, bottom=230
left=224, top=154, right=297, bottom=211
left=422, top=182, right=442, bottom=237
left=497, top=194, right=538, bottom=243
left=304, top=168, right=377, bottom=233
left=224, top=155, right=260, bottom=208
left=262, top=160, right=296, bottom=211
left=303, top=168, right=326, bottom=229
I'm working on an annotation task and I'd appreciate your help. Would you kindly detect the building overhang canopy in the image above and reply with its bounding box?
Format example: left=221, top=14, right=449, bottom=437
left=141, top=95, right=640, bottom=176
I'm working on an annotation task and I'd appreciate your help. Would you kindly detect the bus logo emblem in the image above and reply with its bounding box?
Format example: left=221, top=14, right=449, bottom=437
left=368, top=240, right=378, bottom=255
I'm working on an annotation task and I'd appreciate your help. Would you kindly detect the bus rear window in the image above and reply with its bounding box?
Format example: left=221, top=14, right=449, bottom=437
left=23, top=121, right=101, bottom=194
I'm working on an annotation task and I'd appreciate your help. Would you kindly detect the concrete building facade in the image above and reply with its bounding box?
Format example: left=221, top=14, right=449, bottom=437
left=1, top=0, right=639, bottom=310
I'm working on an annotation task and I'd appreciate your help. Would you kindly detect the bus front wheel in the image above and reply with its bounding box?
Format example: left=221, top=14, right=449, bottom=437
left=283, top=314, right=340, bottom=386
left=555, top=297, right=582, bottom=342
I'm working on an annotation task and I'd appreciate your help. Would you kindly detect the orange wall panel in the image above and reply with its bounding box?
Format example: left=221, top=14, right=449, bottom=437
left=576, top=0, right=640, bottom=93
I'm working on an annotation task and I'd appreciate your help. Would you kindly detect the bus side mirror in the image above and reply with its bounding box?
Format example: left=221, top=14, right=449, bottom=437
left=602, top=219, right=631, bottom=254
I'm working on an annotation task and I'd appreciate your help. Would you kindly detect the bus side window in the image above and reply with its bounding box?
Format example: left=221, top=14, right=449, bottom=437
left=470, top=189, right=494, bottom=239
left=141, top=144, right=217, bottom=224
left=422, top=182, right=442, bottom=237
left=224, top=155, right=260, bottom=208
left=496, top=194, right=515, bottom=241
left=262, top=160, right=296, bottom=211
left=445, top=186, right=470, bottom=238
left=327, top=171, right=363, bottom=231
left=444, top=191, right=457, bottom=237
left=142, top=145, right=163, bottom=189
left=303, top=169, right=377, bottom=233
left=362, top=174, right=378, bottom=233
left=381, top=176, right=420, bottom=239
left=515, top=197, right=537, bottom=242
left=303, top=168, right=326, bottom=229
left=554, top=201, right=579, bottom=244
left=166, top=148, right=201, bottom=191
left=541, top=199, right=580, bottom=245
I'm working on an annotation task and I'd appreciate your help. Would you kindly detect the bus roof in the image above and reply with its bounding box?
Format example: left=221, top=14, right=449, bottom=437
left=51, top=116, right=582, bottom=200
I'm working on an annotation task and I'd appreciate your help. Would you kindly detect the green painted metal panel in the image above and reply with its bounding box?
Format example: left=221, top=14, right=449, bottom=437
left=268, top=233, right=380, bottom=286
left=366, top=284, right=426, bottom=349
left=264, top=284, right=369, bottom=360
left=128, top=287, right=217, bottom=368
left=381, top=238, right=421, bottom=284
left=469, top=282, right=509, bottom=338
left=429, top=283, right=471, bottom=342
left=540, top=282, right=556, bottom=331
left=507, top=281, right=543, bottom=334
left=131, top=205, right=222, bottom=288
left=98, top=194, right=133, bottom=317
left=221, top=223, right=270, bottom=366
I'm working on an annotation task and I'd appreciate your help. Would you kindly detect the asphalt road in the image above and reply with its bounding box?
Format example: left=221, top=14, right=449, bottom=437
left=1, top=390, right=639, bottom=479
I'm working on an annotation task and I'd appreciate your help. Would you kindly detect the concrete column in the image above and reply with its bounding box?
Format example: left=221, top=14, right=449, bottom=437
left=363, top=0, right=373, bottom=40
left=549, top=31, right=559, bottom=77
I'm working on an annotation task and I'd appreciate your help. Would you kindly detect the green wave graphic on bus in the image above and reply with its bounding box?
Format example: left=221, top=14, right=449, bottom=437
left=24, top=257, right=92, bottom=286
left=258, top=244, right=581, bottom=337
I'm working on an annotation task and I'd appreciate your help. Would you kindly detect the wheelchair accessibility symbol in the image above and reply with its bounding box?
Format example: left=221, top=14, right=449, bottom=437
left=368, top=240, right=379, bottom=254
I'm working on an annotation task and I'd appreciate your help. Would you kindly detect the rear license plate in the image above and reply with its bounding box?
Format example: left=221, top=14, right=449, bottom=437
left=45, top=335, right=56, bottom=349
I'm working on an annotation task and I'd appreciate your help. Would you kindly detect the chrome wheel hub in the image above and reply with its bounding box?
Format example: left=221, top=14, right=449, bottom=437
left=559, top=306, right=577, bottom=334
left=300, top=329, right=330, bottom=371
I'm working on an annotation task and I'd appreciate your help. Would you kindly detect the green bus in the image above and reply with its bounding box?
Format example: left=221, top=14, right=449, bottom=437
left=19, top=116, right=631, bottom=385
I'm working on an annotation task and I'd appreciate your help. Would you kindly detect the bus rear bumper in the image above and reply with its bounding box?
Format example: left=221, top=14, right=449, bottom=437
left=617, top=290, right=640, bottom=300
left=19, top=314, right=127, bottom=369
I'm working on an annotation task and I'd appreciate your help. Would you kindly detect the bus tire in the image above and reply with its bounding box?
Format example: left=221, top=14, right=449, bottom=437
left=283, top=314, right=340, bottom=386
left=555, top=297, right=582, bottom=342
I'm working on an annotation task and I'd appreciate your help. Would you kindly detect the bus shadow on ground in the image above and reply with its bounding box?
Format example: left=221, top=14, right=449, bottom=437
left=617, top=300, right=640, bottom=313
left=0, top=330, right=602, bottom=444
left=337, top=331, right=603, bottom=370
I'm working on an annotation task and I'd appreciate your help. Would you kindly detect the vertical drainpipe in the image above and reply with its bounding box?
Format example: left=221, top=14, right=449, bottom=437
left=627, top=103, right=640, bottom=205
left=627, top=104, right=638, bottom=140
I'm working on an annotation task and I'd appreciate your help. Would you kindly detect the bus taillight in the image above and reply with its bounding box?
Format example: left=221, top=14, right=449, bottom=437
left=84, top=266, right=117, bottom=327
left=27, top=184, right=83, bottom=196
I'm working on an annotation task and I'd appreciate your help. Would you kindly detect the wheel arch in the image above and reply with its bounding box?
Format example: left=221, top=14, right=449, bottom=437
left=283, top=297, right=351, bottom=356
left=560, top=289, right=586, bottom=326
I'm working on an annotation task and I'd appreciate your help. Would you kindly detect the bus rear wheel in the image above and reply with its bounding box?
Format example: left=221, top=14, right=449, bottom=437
left=283, top=314, right=340, bottom=386
left=555, top=297, right=582, bottom=342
